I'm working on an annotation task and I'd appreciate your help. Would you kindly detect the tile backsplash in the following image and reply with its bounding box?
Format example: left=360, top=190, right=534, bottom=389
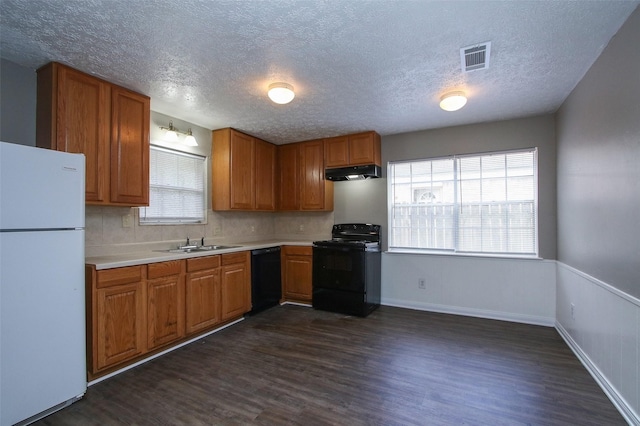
left=85, top=206, right=333, bottom=256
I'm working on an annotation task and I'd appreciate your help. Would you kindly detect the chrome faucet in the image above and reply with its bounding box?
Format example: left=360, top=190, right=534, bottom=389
left=179, top=236, right=198, bottom=250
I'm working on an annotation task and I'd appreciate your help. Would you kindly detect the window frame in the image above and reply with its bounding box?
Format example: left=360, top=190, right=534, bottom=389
left=387, top=147, right=539, bottom=258
left=139, top=145, right=208, bottom=225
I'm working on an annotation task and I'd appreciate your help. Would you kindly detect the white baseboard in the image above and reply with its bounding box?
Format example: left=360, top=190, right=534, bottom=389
left=556, top=321, right=639, bottom=426
left=381, top=298, right=555, bottom=327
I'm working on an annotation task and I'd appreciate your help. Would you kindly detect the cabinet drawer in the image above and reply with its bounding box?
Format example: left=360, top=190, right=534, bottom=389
left=187, top=255, right=220, bottom=272
left=96, top=265, right=143, bottom=288
left=148, top=260, right=184, bottom=279
left=221, top=251, right=248, bottom=266
left=282, top=246, right=312, bottom=256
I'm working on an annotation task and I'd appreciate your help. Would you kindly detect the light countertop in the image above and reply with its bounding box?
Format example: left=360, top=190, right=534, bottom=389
left=86, top=240, right=313, bottom=270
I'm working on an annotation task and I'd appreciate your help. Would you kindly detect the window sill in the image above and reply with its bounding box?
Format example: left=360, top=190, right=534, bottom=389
left=385, top=248, right=544, bottom=261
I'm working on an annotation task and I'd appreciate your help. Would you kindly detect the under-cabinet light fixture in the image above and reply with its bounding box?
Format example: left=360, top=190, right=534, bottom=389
left=159, top=121, right=198, bottom=146
left=268, top=82, right=295, bottom=104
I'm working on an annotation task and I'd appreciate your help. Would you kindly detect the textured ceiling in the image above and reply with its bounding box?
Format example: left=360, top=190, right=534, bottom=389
left=1, top=1, right=638, bottom=144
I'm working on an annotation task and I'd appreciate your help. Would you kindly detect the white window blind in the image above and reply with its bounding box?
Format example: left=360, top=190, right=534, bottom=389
left=389, top=148, right=537, bottom=256
left=140, top=146, right=206, bottom=224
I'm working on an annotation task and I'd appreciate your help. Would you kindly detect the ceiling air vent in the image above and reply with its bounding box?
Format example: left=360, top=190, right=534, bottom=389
left=460, top=42, right=491, bottom=72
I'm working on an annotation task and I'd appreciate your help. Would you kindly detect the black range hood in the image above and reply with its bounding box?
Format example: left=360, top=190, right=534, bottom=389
left=325, top=164, right=381, bottom=181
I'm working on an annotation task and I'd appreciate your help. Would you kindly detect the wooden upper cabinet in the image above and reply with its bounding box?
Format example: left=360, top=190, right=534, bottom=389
left=37, top=63, right=110, bottom=202
left=349, top=132, right=381, bottom=166
left=229, top=130, right=254, bottom=209
left=324, top=136, right=349, bottom=168
left=277, top=140, right=333, bottom=212
left=324, top=131, right=381, bottom=168
left=110, top=87, right=150, bottom=206
left=255, top=139, right=276, bottom=210
left=277, top=143, right=300, bottom=211
left=212, top=128, right=276, bottom=211
left=300, top=139, right=328, bottom=211
left=36, top=62, right=150, bottom=206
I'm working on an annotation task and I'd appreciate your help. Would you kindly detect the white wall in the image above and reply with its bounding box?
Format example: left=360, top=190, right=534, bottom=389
left=382, top=253, right=556, bottom=326
left=556, top=263, right=639, bottom=423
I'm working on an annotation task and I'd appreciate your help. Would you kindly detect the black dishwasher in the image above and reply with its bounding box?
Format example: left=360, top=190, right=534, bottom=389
left=249, top=246, right=282, bottom=315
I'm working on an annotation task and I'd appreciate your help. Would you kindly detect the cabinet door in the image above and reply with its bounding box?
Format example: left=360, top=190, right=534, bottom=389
left=212, top=128, right=232, bottom=211
left=110, top=86, right=150, bottom=205
left=221, top=252, right=250, bottom=320
left=324, top=136, right=349, bottom=168
left=349, top=132, right=380, bottom=166
left=255, top=138, right=276, bottom=211
left=299, top=140, right=326, bottom=210
left=277, top=143, right=300, bottom=211
left=282, top=247, right=313, bottom=302
left=37, top=63, right=111, bottom=203
left=185, top=268, right=221, bottom=334
left=230, top=130, right=255, bottom=209
left=96, top=282, right=145, bottom=371
left=147, top=274, right=185, bottom=350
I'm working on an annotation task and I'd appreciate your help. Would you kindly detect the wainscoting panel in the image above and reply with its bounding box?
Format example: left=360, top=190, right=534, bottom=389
left=381, top=253, right=556, bottom=326
left=556, top=262, right=640, bottom=425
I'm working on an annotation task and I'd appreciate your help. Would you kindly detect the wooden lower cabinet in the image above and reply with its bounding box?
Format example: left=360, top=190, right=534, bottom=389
left=87, top=251, right=251, bottom=378
left=90, top=265, right=146, bottom=373
left=281, top=246, right=313, bottom=304
left=185, top=256, right=222, bottom=334
left=220, top=251, right=252, bottom=321
left=147, top=261, right=185, bottom=350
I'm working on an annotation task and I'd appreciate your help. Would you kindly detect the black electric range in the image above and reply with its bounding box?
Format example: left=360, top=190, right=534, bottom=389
left=312, top=224, right=381, bottom=317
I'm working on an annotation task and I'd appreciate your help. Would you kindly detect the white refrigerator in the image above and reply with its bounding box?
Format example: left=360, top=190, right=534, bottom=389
left=0, top=142, right=87, bottom=425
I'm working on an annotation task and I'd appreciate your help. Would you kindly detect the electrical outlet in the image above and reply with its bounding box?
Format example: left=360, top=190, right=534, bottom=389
left=298, top=224, right=305, bottom=233
left=418, top=278, right=426, bottom=289
left=122, top=214, right=133, bottom=228
left=213, top=226, right=221, bottom=236
left=250, top=225, right=256, bottom=233
left=570, top=303, right=575, bottom=319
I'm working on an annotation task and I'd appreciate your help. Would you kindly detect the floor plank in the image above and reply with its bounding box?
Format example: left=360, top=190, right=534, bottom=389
left=36, top=305, right=625, bottom=425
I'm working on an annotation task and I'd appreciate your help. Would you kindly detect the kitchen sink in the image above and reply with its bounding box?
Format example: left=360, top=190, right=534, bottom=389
left=155, top=245, right=240, bottom=253
left=196, top=245, right=240, bottom=251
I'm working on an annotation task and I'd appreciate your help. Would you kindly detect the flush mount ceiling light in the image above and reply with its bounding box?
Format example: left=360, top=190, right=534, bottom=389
left=439, top=91, right=467, bottom=112
left=268, top=82, right=295, bottom=104
left=159, top=121, right=198, bottom=146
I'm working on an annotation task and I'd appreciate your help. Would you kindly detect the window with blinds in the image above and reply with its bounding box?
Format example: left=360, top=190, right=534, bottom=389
left=388, top=148, right=537, bottom=256
left=139, top=146, right=206, bottom=224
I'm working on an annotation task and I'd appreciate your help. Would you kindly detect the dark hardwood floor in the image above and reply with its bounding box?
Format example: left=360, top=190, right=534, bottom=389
left=37, top=305, right=624, bottom=425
